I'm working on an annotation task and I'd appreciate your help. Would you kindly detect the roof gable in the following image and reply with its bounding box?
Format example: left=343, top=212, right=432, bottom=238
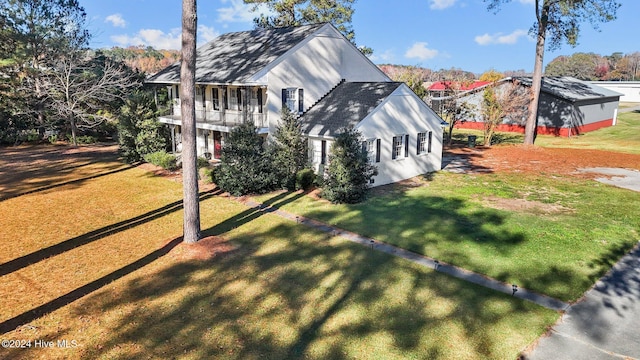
left=146, top=23, right=327, bottom=84
left=300, top=82, right=402, bottom=138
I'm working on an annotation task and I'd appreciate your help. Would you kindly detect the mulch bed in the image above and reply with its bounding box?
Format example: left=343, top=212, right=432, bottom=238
left=446, top=145, right=640, bottom=176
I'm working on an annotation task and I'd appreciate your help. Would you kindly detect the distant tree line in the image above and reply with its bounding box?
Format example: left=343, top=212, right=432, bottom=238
left=545, top=52, right=640, bottom=81
left=101, top=46, right=180, bottom=75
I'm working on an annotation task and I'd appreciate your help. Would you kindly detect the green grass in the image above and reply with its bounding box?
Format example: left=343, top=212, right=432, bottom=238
left=0, top=145, right=557, bottom=359
left=254, top=171, right=640, bottom=302
left=535, top=111, right=640, bottom=154
left=68, top=209, right=557, bottom=360
left=450, top=110, right=640, bottom=154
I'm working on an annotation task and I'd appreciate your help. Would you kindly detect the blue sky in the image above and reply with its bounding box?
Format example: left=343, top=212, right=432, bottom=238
left=83, top=0, right=639, bottom=74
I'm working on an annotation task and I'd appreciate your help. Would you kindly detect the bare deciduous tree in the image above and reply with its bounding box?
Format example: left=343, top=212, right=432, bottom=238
left=1, top=0, right=91, bottom=132
left=481, top=80, right=530, bottom=147
left=428, top=79, right=476, bottom=146
left=44, top=52, right=140, bottom=145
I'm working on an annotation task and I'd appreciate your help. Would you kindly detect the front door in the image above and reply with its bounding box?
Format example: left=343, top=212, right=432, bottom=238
left=213, top=131, right=222, bottom=159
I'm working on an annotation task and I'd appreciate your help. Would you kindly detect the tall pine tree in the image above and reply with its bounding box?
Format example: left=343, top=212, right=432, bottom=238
left=180, top=0, right=201, bottom=243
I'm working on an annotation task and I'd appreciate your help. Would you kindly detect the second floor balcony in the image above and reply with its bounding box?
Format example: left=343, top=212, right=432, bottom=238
left=159, top=84, right=267, bottom=128
left=159, top=105, right=267, bottom=128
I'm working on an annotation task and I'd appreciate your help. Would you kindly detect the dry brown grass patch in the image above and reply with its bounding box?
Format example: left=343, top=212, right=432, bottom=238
left=479, top=195, right=573, bottom=215
left=169, top=235, right=238, bottom=262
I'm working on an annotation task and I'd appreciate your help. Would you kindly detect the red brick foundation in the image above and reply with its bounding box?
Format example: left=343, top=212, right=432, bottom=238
left=454, top=118, right=614, bottom=137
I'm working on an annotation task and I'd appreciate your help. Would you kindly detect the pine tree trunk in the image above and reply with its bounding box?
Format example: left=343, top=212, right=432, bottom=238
left=524, top=4, right=548, bottom=145
left=181, top=0, right=201, bottom=243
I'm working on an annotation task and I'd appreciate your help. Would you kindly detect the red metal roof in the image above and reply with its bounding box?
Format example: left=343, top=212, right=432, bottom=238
left=428, top=81, right=491, bottom=91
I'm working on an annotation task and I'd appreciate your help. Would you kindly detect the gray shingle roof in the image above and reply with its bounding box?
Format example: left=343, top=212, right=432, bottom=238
left=146, top=23, right=327, bottom=84
left=516, top=76, right=622, bottom=102
left=299, top=82, right=402, bottom=138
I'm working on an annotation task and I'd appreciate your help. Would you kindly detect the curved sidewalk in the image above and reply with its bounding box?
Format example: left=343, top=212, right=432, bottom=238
left=242, top=198, right=569, bottom=312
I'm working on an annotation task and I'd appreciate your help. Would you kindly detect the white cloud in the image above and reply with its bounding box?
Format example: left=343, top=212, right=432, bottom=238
left=429, top=0, right=457, bottom=10
left=370, top=49, right=395, bottom=63
left=111, top=25, right=220, bottom=50
left=405, top=42, right=439, bottom=61
left=105, top=14, right=126, bottom=28
left=111, top=28, right=182, bottom=50
left=198, top=25, right=220, bottom=43
left=217, top=0, right=255, bottom=23
left=474, top=29, right=529, bottom=45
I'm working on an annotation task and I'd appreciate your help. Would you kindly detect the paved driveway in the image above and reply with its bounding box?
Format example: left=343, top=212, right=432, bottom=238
left=523, top=244, right=640, bottom=359
left=579, top=168, right=640, bottom=193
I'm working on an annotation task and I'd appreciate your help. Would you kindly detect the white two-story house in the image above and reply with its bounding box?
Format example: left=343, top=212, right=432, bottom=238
left=146, top=23, right=444, bottom=187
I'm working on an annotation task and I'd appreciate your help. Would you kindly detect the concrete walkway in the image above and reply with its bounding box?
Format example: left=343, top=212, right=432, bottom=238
left=523, top=242, right=640, bottom=359
left=579, top=167, right=640, bottom=193
left=619, top=105, right=640, bottom=113
left=241, top=198, right=569, bottom=311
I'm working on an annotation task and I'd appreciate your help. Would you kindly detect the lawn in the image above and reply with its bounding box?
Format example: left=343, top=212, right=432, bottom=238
left=253, top=169, right=640, bottom=302
left=0, top=146, right=557, bottom=359
left=451, top=110, right=640, bottom=154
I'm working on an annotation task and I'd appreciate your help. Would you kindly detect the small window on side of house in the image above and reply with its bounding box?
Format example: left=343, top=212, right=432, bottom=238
left=321, top=140, right=327, bottom=165
left=282, top=87, right=304, bottom=114
left=417, top=132, right=427, bottom=155
left=392, top=135, right=403, bottom=160
left=362, top=138, right=377, bottom=163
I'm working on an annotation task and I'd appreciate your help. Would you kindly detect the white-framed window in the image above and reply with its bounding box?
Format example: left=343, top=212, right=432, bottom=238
left=417, top=131, right=432, bottom=155
left=392, top=134, right=408, bottom=160
left=282, top=87, right=304, bottom=114
left=321, top=140, right=327, bottom=165
left=212, top=88, right=219, bottom=110
left=285, top=88, right=297, bottom=111
left=228, top=88, right=239, bottom=111
left=362, top=138, right=379, bottom=163
left=168, top=85, right=180, bottom=103
left=250, top=88, right=264, bottom=113
left=196, top=86, right=205, bottom=109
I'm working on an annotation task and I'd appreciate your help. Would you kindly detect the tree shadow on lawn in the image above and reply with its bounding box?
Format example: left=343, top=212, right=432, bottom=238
left=0, top=144, right=125, bottom=201
left=0, top=190, right=218, bottom=277
left=440, top=147, right=493, bottom=173
left=0, top=189, right=303, bottom=335
left=304, top=193, right=525, bottom=258
left=569, top=242, right=640, bottom=341
left=0, top=162, right=135, bottom=201
left=282, top=190, right=596, bottom=301
left=62, top=221, right=548, bottom=360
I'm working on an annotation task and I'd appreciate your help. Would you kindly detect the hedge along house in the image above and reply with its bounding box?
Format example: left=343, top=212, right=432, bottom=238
left=146, top=23, right=444, bottom=186
left=145, top=23, right=390, bottom=159
left=449, top=76, right=622, bottom=137
left=299, top=82, right=444, bottom=187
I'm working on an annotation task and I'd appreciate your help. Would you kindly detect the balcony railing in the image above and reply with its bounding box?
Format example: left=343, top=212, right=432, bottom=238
left=158, top=105, right=267, bottom=128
